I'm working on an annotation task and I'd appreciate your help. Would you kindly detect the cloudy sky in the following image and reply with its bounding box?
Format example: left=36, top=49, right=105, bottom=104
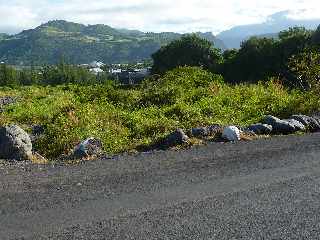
left=1, top=0, right=320, bottom=34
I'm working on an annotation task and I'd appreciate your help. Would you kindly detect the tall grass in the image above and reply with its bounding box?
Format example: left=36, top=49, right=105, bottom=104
left=0, top=66, right=319, bottom=158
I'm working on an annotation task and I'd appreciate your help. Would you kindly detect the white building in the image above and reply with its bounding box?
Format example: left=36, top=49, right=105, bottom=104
left=89, top=67, right=104, bottom=75
left=89, top=61, right=105, bottom=68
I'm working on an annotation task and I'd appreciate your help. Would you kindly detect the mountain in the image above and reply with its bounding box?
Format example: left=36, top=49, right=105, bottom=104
left=0, top=20, right=226, bottom=65
left=217, top=11, right=320, bottom=49
left=254, top=33, right=279, bottom=39
left=0, top=33, right=9, bottom=41
left=241, top=33, right=279, bottom=43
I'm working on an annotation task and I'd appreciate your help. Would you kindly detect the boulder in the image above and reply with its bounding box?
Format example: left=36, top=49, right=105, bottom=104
left=30, top=124, right=45, bottom=143
left=311, top=113, right=320, bottom=124
left=73, top=137, right=103, bottom=158
left=190, top=124, right=222, bottom=138
left=247, top=123, right=273, bottom=135
left=190, top=127, right=209, bottom=138
left=0, top=96, right=16, bottom=112
left=222, top=126, right=241, bottom=141
left=283, top=119, right=305, bottom=131
left=31, top=124, right=45, bottom=136
left=207, top=124, right=223, bottom=135
left=0, top=125, right=32, bottom=161
left=163, top=128, right=189, bottom=147
left=290, top=115, right=320, bottom=132
left=262, top=115, right=296, bottom=134
left=0, top=96, right=16, bottom=106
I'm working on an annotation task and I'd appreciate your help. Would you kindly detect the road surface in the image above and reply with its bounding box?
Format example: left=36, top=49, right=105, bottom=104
left=1, top=133, right=320, bottom=239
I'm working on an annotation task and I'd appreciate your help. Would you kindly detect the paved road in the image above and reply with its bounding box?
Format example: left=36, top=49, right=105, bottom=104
left=1, top=133, right=320, bottom=239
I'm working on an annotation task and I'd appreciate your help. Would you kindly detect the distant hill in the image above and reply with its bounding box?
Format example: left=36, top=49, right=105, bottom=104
left=241, top=33, right=279, bottom=45
left=254, top=33, right=279, bottom=39
left=0, top=33, right=9, bottom=41
left=217, top=11, right=320, bottom=49
left=0, top=20, right=226, bottom=65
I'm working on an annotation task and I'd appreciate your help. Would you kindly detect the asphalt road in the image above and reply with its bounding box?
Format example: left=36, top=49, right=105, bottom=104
left=1, top=133, right=320, bottom=239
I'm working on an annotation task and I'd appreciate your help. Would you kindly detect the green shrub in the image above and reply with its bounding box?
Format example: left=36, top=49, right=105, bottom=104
left=288, top=50, right=320, bottom=90
left=151, top=34, right=222, bottom=74
left=1, top=66, right=320, bottom=159
left=141, top=66, right=223, bottom=106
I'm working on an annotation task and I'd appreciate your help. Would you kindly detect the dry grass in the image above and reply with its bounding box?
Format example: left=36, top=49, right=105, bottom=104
left=30, top=152, right=49, bottom=164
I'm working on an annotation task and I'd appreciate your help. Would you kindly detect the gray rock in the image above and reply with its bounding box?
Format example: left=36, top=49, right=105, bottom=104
left=283, top=119, right=305, bottom=131
left=0, top=125, right=32, bottom=161
left=190, top=127, right=209, bottom=138
left=262, top=115, right=296, bottom=134
left=73, top=137, right=103, bottom=158
left=190, top=124, right=222, bottom=138
left=222, top=126, right=241, bottom=141
left=312, top=114, right=320, bottom=125
left=0, top=96, right=16, bottom=112
left=247, top=123, right=273, bottom=135
left=0, top=96, right=16, bottom=106
left=32, top=125, right=45, bottom=136
left=291, top=115, right=320, bottom=132
left=30, top=124, right=45, bottom=143
left=164, top=129, right=189, bottom=147
left=207, top=124, right=222, bottom=135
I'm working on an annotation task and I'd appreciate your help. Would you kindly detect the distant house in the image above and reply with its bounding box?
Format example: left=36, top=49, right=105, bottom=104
left=79, top=63, right=89, bottom=68
left=111, top=68, right=150, bottom=85
left=79, top=61, right=105, bottom=75
left=89, top=61, right=105, bottom=68
left=109, top=69, right=122, bottom=74
left=89, top=67, right=104, bottom=75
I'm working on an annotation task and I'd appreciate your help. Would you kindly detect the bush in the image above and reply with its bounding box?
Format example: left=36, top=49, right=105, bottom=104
left=0, top=64, right=19, bottom=86
left=1, top=67, right=320, bottom=159
left=288, top=50, right=320, bottom=90
left=141, top=66, right=223, bottom=106
left=221, top=27, right=314, bottom=85
left=151, top=34, right=222, bottom=74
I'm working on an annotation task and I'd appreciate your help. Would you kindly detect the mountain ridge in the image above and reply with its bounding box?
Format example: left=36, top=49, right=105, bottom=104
left=0, top=20, right=226, bottom=65
left=217, top=11, right=320, bottom=48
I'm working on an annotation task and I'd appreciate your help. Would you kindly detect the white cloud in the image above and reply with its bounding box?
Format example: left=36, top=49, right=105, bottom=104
left=0, top=0, right=319, bottom=34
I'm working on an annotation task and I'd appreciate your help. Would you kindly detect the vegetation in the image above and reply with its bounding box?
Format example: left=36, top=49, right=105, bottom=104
left=151, top=34, right=222, bottom=74
left=0, top=62, right=111, bottom=87
left=221, top=27, right=315, bottom=86
left=1, top=66, right=320, bottom=159
left=288, top=50, right=320, bottom=90
left=0, top=20, right=225, bottom=65
left=1, top=24, right=320, bottom=161
left=150, top=26, right=320, bottom=90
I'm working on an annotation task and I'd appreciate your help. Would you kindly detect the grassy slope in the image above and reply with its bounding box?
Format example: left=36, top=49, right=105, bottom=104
left=0, top=67, right=319, bottom=159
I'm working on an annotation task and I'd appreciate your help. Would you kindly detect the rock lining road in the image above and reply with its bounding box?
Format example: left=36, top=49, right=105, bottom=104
left=1, top=133, right=320, bottom=239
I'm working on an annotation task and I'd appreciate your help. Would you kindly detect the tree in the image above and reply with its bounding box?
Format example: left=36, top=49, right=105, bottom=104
left=311, top=25, right=320, bottom=47
left=277, top=27, right=312, bottom=66
left=18, top=66, right=41, bottom=86
left=221, top=37, right=277, bottom=83
left=151, top=34, right=222, bottom=74
left=287, top=50, right=320, bottom=90
left=220, top=27, right=313, bottom=85
left=41, top=58, right=104, bottom=86
left=0, top=64, right=18, bottom=86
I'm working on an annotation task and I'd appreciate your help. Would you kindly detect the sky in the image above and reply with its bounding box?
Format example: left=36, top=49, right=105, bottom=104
left=1, top=0, right=320, bottom=34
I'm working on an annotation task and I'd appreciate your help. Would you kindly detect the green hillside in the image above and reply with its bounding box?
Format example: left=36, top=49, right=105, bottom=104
left=0, top=33, right=9, bottom=41
left=0, top=20, right=226, bottom=65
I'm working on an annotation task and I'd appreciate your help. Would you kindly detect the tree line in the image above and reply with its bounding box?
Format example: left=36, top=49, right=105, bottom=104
left=152, top=26, right=320, bottom=90
left=1, top=25, right=320, bottom=89
left=0, top=61, right=111, bottom=87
